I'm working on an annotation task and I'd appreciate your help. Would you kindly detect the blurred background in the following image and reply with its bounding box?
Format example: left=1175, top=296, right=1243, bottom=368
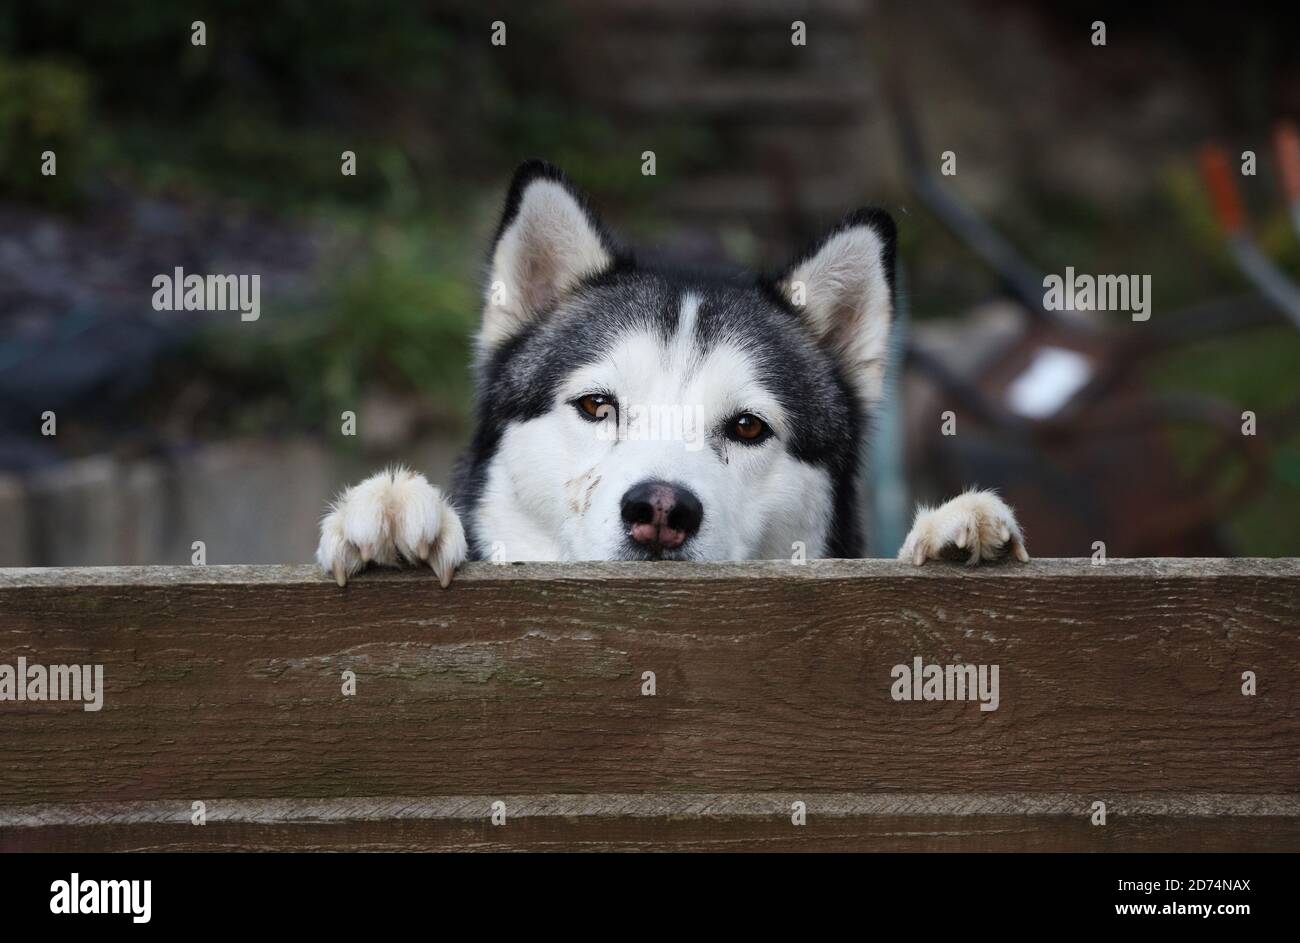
left=2, top=0, right=1299, bottom=565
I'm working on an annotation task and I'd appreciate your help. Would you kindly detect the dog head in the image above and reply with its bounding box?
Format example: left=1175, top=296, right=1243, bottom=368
left=459, top=160, right=895, bottom=562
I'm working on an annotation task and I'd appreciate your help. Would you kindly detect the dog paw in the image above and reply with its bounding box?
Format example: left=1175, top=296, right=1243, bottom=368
left=899, top=489, right=1029, bottom=566
left=316, top=467, right=467, bottom=587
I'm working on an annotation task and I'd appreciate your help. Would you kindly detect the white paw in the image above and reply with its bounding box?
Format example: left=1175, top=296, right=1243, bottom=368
left=316, top=467, right=467, bottom=587
left=899, top=489, right=1029, bottom=566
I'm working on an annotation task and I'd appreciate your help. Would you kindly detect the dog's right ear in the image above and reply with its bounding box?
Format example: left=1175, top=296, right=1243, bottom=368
left=480, top=160, right=615, bottom=352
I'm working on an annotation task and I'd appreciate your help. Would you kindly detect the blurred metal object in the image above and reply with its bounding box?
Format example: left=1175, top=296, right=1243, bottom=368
left=1200, top=143, right=1300, bottom=329
left=886, top=89, right=1289, bottom=556
left=887, top=80, right=1088, bottom=331
left=1275, top=120, right=1300, bottom=238
left=905, top=312, right=1278, bottom=556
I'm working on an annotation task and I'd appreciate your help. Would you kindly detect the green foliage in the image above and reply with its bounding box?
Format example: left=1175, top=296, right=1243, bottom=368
left=322, top=225, right=478, bottom=409
left=191, top=219, right=479, bottom=432
left=1147, top=325, right=1300, bottom=553
left=0, top=0, right=676, bottom=440
left=0, top=57, right=89, bottom=203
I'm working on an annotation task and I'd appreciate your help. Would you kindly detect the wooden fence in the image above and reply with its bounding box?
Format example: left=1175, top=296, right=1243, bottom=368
left=1, top=559, right=1297, bottom=852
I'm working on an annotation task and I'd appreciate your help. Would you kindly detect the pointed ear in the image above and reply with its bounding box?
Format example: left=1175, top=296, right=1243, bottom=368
left=777, top=209, right=896, bottom=403
left=480, top=160, right=615, bottom=352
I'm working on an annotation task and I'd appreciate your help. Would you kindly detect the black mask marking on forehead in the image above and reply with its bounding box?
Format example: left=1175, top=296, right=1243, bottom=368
left=479, top=267, right=864, bottom=471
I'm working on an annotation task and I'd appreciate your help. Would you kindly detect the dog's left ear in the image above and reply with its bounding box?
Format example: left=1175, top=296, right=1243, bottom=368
left=777, top=209, right=896, bottom=403
left=480, top=160, right=615, bottom=352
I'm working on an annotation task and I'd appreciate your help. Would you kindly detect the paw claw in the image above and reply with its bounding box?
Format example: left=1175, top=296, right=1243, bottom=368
left=899, top=490, right=1028, bottom=567
left=317, top=467, right=467, bottom=588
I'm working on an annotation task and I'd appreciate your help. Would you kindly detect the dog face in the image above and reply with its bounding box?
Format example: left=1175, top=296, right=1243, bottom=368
left=453, top=161, right=896, bottom=562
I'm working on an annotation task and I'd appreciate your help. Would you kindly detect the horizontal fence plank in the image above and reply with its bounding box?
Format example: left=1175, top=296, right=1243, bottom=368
left=5, top=791, right=1298, bottom=853
left=9, top=810, right=1300, bottom=853
left=1, top=559, right=1297, bottom=851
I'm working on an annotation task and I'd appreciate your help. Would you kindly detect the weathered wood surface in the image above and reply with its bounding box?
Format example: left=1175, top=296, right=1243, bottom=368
left=6, top=793, right=1300, bottom=853
left=1, top=559, right=1297, bottom=851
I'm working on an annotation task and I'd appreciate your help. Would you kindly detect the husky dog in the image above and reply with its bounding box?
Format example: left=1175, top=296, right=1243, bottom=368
left=316, top=160, right=1028, bottom=585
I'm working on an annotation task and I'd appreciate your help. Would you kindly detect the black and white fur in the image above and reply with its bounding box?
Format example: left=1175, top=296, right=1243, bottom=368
left=316, top=160, right=1028, bottom=585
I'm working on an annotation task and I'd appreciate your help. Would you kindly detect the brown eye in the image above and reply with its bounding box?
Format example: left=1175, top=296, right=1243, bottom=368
left=575, top=393, right=617, bottom=421
left=728, top=413, right=769, bottom=443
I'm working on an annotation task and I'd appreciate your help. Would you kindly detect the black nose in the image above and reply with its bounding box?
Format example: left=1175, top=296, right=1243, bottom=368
left=620, top=480, right=704, bottom=550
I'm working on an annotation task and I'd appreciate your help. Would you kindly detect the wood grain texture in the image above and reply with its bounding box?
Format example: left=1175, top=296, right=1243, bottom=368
left=1, top=559, right=1297, bottom=851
